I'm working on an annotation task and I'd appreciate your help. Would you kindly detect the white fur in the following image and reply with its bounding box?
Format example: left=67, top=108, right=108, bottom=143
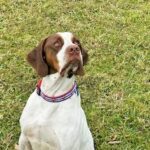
left=19, top=32, right=94, bottom=150
left=57, top=32, right=73, bottom=70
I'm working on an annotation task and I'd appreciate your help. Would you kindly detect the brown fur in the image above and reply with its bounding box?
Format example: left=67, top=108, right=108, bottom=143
left=27, top=38, right=49, bottom=77
left=45, top=49, right=59, bottom=72
left=27, top=33, right=88, bottom=77
left=27, top=34, right=63, bottom=77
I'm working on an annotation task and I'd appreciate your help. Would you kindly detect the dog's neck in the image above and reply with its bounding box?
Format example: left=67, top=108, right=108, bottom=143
left=41, top=73, right=75, bottom=97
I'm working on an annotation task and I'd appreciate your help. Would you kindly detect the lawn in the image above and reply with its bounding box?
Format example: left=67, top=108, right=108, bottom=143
left=0, top=0, right=150, bottom=149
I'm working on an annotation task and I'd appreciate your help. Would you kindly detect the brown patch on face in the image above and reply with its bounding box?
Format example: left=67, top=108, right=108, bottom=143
left=44, top=34, right=64, bottom=73
left=27, top=34, right=64, bottom=77
left=45, top=49, right=59, bottom=73
left=45, top=34, right=64, bottom=52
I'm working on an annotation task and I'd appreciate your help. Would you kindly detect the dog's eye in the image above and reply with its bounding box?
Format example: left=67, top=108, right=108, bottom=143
left=54, top=41, right=60, bottom=47
left=72, top=38, right=79, bottom=45
left=54, top=40, right=62, bottom=49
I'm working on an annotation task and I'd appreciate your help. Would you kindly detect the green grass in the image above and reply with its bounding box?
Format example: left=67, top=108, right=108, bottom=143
left=0, top=0, right=150, bottom=149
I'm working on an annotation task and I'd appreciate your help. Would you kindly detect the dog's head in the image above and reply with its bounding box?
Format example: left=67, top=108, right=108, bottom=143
left=27, top=32, right=88, bottom=78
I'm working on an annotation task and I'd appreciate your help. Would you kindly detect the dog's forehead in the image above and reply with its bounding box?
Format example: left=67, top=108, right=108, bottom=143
left=57, top=32, right=73, bottom=43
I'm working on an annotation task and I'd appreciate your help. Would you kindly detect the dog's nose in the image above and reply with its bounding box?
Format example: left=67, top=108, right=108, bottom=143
left=67, top=45, right=80, bottom=55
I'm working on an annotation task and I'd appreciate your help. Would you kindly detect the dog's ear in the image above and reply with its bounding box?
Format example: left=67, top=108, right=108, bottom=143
left=75, top=48, right=88, bottom=76
left=76, top=39, right=88, bottom=65
left=82, top=48, right=88, bottom=65
left=27, top=38, right=49, bottom=77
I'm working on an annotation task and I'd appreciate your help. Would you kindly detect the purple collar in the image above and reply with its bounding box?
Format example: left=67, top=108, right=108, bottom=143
left=36, top=80, right=79, bottom=103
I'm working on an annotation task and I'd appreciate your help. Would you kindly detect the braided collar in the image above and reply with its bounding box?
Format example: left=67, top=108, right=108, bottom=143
left=36, top=80, right=79, bottom=103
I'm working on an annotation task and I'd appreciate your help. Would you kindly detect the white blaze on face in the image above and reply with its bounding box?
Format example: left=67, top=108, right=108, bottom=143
left=56, top=32, right=82, bottom=73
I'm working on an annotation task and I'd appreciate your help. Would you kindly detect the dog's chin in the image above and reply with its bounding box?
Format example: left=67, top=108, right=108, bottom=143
left=67, top=65, right=79, bottom=78
left=60, top=59, right=84, bottom=78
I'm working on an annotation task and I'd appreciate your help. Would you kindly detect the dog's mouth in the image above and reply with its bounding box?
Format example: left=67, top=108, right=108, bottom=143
left=60, top=59, right=84, bottom=78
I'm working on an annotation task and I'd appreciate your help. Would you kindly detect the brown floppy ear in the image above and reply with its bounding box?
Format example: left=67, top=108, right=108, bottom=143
left=82, top=48, right=88, bottom=65
left=27, top=38, right=49, bottom=77
left=75, top=48, right=88, bottom=76
left=76, top=39, right=88, bottom=65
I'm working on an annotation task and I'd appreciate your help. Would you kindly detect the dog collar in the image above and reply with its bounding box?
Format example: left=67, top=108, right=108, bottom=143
left=36, top=80, right=79, bottom=103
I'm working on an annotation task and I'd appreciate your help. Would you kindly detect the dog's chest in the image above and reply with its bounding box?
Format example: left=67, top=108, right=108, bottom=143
left=20, top=91, right=83, bottom=132
left=20, top=91, right=86, bottom=149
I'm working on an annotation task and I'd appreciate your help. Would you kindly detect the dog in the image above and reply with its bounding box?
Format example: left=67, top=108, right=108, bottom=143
left=19, top=32, right=94, bottom=150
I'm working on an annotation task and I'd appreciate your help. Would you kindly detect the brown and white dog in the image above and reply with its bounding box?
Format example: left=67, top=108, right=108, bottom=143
left=19, top=32, right=94, bottom=150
